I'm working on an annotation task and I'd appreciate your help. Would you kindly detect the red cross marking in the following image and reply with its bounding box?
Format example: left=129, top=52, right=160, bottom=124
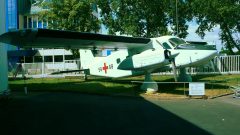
left=102, top=63, right=108, bottom=74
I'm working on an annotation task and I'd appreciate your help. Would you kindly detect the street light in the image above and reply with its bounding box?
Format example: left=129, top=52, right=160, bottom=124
left=176, top=0, right=179, bottom=36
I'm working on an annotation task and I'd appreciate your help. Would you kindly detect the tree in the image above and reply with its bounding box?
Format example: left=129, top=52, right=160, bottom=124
left=97, top=0, right=191, bottom=38
left=39, top=0, right=192, bottom=39
left=166, top=0, right=193, bottom=38
left=38, top=0, right=100, bottom=57
left=37, top=0, right=240, bottom=55
left=39, top=0, right=100, bottom=32
left=190, top=0, right=240, bottom=54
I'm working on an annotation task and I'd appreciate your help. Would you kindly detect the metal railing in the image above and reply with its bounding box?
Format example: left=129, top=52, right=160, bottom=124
left=159, top=55, right=240, bottom=75
left=11, top=55, right=240, bottom=76
left=11, top=60, right=81, bottom=76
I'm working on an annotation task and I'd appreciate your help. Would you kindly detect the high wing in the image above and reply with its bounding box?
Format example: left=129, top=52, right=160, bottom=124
left=0, top=29, right=151, bottom=51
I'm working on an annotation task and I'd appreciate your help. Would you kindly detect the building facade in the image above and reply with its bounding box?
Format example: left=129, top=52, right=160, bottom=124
left=0, top=0, right=16, bottom=94
left=7, top=0, right=107, bottom=76
left=2, top=0, right=112, bottom=79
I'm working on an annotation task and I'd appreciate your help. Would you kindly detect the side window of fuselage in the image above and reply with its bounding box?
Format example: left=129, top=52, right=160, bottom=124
left=116, top=58, right=121, bottom=64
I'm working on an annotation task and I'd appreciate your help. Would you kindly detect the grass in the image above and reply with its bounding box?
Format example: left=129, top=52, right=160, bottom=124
left=8, top=74, right=240, bottom=98
left=9, top=77, right=137, bottom=96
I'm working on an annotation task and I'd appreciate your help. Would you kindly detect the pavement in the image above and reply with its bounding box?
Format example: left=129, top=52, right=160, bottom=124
left=0, top=92, right=240, bottom=135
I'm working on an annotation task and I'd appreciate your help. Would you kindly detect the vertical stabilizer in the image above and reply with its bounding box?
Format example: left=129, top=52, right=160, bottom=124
left=79, top=49, right=94, bottom=69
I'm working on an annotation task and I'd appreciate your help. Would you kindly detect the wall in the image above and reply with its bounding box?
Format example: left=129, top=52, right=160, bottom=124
left=0, top=0, right=8, bottom=94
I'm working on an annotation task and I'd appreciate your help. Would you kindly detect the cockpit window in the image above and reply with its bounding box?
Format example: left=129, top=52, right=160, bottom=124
left=169, top=38, right=186, bottom=47
left=162, top=42, right=172, bottom=49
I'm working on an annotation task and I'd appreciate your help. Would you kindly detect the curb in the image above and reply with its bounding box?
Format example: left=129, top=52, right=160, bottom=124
left=208, top=92, right=234, bottom=99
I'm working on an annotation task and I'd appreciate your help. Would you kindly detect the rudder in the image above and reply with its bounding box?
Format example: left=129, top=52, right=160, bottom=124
left=80, top=49, right=94, bottom=69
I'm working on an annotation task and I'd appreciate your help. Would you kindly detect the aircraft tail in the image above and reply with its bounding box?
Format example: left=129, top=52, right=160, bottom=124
left=80, top=49, right=94, bottom=69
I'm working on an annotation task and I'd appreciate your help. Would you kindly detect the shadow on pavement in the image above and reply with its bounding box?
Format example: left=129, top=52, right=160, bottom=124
left=0, top=92, right=212, bottom=135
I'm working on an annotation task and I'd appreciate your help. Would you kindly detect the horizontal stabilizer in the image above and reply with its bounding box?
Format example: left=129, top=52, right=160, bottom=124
left=51, top=69, right=89, bottom=75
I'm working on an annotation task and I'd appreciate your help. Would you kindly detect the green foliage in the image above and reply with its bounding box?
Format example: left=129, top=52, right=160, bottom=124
left=219, top=49, right=233, bottom=55
left=97, top=0, right=190, bottom=38
left=36, top=0, right=240, bottom=54
left=38, top=0, right=100, bottom=58
left=190, top=0, right=240, bottom=54
left=39, top=0, right=100, bottom=32
left=18, top=0, right=32, bottom=14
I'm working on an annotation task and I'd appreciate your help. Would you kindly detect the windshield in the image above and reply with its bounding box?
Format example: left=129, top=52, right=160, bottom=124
left=169, top=38, right=186, bottom=47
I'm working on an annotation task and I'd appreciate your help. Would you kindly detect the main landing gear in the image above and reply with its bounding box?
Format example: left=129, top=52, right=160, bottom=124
left=178, top=68, right=192, bottom=82
left=140, top=68, right=192, bottom=93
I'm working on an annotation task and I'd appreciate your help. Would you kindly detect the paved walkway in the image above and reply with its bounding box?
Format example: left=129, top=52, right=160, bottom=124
left=0, top=92, right=240, bottom=135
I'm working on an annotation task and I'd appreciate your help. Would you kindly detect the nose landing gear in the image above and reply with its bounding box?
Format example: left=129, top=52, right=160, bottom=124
left=140, top=72, right=158, bottom=93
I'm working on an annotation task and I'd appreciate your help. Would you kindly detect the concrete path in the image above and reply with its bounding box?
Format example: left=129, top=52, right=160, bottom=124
left=1, top=92, right=240, bottom=135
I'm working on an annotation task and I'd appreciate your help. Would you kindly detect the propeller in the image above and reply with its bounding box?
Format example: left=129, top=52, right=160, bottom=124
left=171, top=58, right=178, bottom=82
left=164, top=49, right=178, bottom=82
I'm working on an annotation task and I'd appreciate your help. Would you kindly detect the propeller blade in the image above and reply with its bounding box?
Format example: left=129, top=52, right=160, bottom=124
left=168, top=52, right=179, bottom=59
left=171, top=59, right=178, bottom=82
left=164, top=49, right=178, bottom=82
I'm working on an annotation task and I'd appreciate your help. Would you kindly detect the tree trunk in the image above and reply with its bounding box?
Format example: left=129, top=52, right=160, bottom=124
left=223, top=23, right=240, bottom=51
left=222, top=30, right=235, bottom=54
left=146, top=17, right=150, bottom=38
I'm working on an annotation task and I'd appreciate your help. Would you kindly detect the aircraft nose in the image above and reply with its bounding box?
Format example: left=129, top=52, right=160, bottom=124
left=174, top=44, right=218, bottom=67
left=190, top=49, right=218, bottom=67
left=206, top=49, right=218, bottom=59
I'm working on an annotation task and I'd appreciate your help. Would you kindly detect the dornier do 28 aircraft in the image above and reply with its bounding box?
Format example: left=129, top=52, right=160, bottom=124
left=0, top=29, right=217, bottom=92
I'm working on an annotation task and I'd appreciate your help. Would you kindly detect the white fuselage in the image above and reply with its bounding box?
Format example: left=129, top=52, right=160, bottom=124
left=84, top=36, right=217, bottom=78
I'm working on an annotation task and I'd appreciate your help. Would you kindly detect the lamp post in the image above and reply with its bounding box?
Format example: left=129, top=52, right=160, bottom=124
left=176, top=0, right=179, bottom=36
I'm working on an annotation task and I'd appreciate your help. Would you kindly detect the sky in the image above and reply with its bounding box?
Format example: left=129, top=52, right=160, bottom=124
left=185, top=21, right=222, bottom=52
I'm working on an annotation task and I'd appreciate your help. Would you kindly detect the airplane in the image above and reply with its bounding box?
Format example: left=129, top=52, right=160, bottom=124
left=0, top=28, right=217, bottom=92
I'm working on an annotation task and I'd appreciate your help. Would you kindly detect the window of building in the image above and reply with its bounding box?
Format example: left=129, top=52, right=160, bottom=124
left=28, top=17, right=32, bottom=28
left=38, top=20, right=42, bottom=28
left=33, top=17, right=37, bottom=28
left=44, top=56, right=53, bottom=62
left=43, top=21, right=47, bottom=28
left=8, top=0, right=18, bottom=30
left=34, top=56, right=43, bottom=63
left=25, top=56, right=33, bottom=63
left=54, top=55, right=63, bottom=62
left=19, top=56, right=24, bottom=63
left=24, top=16, right=27, bottom=28
left=65, top=55, right=74, bottom=60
